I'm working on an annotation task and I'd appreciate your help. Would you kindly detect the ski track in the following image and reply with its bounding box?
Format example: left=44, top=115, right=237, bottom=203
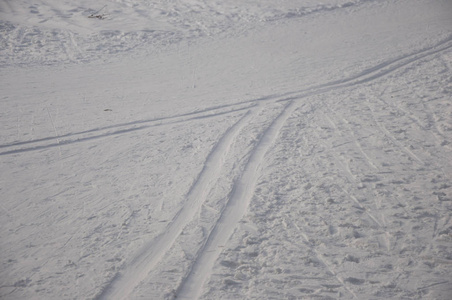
left=0, top=103, right=256, bottom=156
left=95, top=108, right=256, bottom=300
left=176, top=100, right=297, bottom=299
left=90, top=35, right=452, bottom=299
left=2, top=35, right=450, bottom=157
left=272, top=35, right=452, bottom=104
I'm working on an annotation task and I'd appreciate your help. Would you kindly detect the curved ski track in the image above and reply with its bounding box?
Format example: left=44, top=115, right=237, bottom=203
left=175, top=100, right=298, bottom=299
left=2, top=35, right=450, bottom=157
left=92, top=36, right=451, bottom=299
left=95, top=108, right=257, bottom=300
left=0, top=103, right=256, bottom=156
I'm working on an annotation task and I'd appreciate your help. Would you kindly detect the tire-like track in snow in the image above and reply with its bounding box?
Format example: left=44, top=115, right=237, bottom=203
left=95, top=109, right=256, bottom=300
left=176, top=100, right=298, bottom=299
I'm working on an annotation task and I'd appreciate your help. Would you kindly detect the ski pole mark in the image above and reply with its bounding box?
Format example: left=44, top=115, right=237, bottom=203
left=292, top=219, right=358, bottom=299
left=365, top=100, right=425, bottom=165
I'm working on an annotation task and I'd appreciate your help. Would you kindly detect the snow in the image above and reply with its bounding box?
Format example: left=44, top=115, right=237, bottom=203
left=1, top=0, right=452, bottom=299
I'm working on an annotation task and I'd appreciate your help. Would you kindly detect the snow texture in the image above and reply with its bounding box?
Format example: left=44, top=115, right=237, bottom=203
left=1, top=0, right=452, bottom=299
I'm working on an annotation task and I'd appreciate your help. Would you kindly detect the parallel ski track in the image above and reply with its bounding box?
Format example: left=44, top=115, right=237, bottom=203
left=95, top=109, right=257, bottom=300
left=2, top=36, right=450, bottom=157
left=175, top=100, right=298, bottom=299
left=271, top=35, right=452, bottom=104
left=0, top=103, right=256, bottom=156
left=84, top=36, right=452, bottom=299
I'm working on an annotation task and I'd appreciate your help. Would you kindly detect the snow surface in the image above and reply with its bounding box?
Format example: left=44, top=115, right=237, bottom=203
left=1, top=0, right=452, bottom=299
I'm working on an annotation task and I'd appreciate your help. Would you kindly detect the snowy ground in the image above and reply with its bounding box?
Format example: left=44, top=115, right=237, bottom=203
left=1, top=0, right=452, bottom=299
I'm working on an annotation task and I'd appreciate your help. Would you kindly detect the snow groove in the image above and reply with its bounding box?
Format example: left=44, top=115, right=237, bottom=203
left=175, top=100, right=298, bottom=299
left=95, top=109, right=255, bottom=300
left=272, top=35, right=452, bottom=104
left=0, top=103, right=256, bottom=156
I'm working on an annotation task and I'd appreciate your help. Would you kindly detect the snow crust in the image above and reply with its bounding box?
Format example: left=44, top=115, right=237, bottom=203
left=1, top=0, right=451, bottom=299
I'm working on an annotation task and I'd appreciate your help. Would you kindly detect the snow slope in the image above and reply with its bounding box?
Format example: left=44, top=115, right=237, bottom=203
left=1, top=0, right=452, bottom=299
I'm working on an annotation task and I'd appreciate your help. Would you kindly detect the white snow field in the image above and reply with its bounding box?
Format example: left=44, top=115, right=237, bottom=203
left=1, top=0, right=452, bottom=299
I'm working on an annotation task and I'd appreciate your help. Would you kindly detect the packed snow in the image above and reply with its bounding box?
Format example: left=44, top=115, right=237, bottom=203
left=1, top=0, right=451, bottom=299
